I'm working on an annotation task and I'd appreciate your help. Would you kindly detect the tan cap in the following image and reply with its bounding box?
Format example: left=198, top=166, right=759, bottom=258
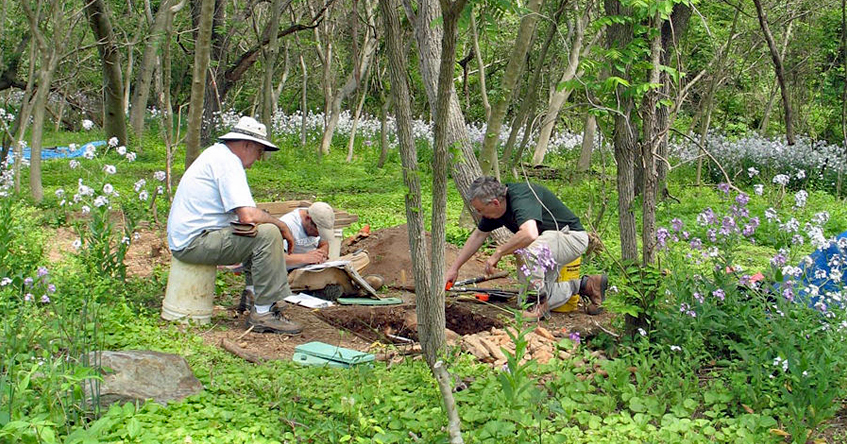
left=218, top=116, right=278, bottom=151
left=308, top=202, right=335, bottom=242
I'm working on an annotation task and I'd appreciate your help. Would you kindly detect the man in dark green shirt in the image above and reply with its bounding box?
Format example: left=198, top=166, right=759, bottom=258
left=446, top=176, right=607, bottom=319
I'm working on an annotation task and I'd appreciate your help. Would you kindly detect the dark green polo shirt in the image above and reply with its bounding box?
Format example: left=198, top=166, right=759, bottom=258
left=477, top=182, right=583, bottom=234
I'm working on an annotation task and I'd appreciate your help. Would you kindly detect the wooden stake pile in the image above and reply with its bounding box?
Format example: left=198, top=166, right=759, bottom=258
left=458, top=326, right=571, bottom=366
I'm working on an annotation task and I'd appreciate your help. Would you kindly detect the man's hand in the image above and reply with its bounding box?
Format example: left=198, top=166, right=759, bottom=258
left=484, top=253, right=501, bottom=275
left=302, top=249, right=328, bottom=265
left=445, top=268, right=459, bottom=289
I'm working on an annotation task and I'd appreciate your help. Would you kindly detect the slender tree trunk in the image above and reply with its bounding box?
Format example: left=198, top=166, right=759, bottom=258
left=346, top=72, right=371, bottom=162
left=531, top=7, right=588, bottom=166
left=185, top=0, right=215, bottom=168
left=501, top=0, right=567, bottom=171
left=382, top=0, right=463, bottom=440
left=85, top=0, right=127, bottom=145
left=758, top=20, right=793, bottom=135
left=576, top=114, right=596, bottom=172
left=130, top=0, right=185, bottom=139
left=752, top=0, right=795, bottom=145
left=605, top=0, right=637, bottom=261
left=300, top=52, right=308, bottom=147
left=469, top=12, right=490, bottom=121
left=159, top=0, right=177, bottom=197
left=377, top=88, right=391, bottom=168
left=641, top=12, right=662, bottom=266
left=842, top=0, right=847, bottom=151
left=478, top=0, right=543, bottom=177
left=262, top=0, right=284, bottom=125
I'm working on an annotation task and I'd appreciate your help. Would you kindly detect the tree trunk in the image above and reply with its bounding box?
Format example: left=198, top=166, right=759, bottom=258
left=130, top=0, right=185, bottom=139
left=478, top=0, right=543, bottom=177
left=346, top=72, right=371, bottom=162
left=640, top=12, right=662, bottom=266
left=85, top=0, right=127, bottom=145
left=382, top=0, right=463, bottom=440
left=377, top=89, right=391, bottom=168
left=605, top=0, right=637, bottom=261
left=300, top=52, right=308, bottom=147
left=531, top=7, right=589, bottom=166
left=752, top=0, right=795, bottom=145
left=576, top=114, right=596, bottom=173
left=469, top=12, right=490, bottom=121
left=261, top=0, right=284, bottom=125
left=758, top=19, right=793, bottom=135
left=185, top=0, right=215, bottom=168
left=500, top=0, right=567, bottom=172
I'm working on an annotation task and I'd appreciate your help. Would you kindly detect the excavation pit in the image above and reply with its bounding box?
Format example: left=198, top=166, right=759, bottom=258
left=315, top=302, right=504, bottom=344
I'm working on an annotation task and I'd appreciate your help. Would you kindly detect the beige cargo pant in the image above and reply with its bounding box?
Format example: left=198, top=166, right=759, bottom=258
left=517, top=227, right=589, bottom=310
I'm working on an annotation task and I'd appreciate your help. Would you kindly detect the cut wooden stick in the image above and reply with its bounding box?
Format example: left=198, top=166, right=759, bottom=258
left=221, top=338, right=265, bottom=363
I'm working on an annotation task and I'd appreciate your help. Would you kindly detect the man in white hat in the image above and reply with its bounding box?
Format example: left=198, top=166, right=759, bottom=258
left=167, top=116, right=302, bottom=334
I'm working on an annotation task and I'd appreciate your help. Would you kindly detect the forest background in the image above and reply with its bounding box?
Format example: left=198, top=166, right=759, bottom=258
left=4, top=0, right=847, bottom=442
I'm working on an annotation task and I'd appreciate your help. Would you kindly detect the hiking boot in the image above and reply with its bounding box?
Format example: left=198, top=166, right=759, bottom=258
left=246, top=308, right=303, bottom=334
left=579, top=274, right=608, bottom=316
left=364, top=274, right=385, bottom=290
left=237, top=288, right=255, bottom=314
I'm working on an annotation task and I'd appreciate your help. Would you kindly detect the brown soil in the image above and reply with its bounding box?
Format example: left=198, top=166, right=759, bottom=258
left=47, top=223, right=616, bottom=363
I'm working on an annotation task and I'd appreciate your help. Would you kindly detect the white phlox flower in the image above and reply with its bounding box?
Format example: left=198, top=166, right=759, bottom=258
left=108, top=137, right=119, bottom=147
left=153, top=171, right=167, bottom=181
left=81, top=205, right=90, bottom=215
left=69, top=159, right=80, bottom=169
left=134, top=179, right=147, bottom=192
left=794, top=190, right=808, bottom=208
left=138, top=190, right=149, bottom=201
left=55, top=189, right=65, bottom=199
left=748, top=167, right=759, bottom=177
left=754, top=184, right=764, bottom=196
left=93, top=196, right=108, bottom=207
left=102, top=164, right=116, bottom=175
left=125, top=152, right=136, bottom=162
left=773, top=174, right=790, bottom=186
left=72, top=239, right=82, bottom=249
left=82, top=119, right=94, bottom=130
left=117, top=146, right=127, bottom=155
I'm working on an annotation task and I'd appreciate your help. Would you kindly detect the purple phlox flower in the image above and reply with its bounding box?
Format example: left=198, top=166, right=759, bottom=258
left=679, top=302, right=697, bottom=317
left=735, top=193, right=750, bottom=207
left=693, top=291, right=705, bottom=304
left=24, top=293, right=33, bottom=302
left=748, top=217, right=760, bottom=229
left=689, top=238, right=703, bottom=250
left=712, top=289, right=726, bottom=301
left=41, top=295, right=50, bottom=304
left=681, top=230, right=690, bottom=240
left=697, top=208, right=718, bottom=226
left=37, top=266, right=48, bottom=277
left=24, top=277, right=33, bottom=287
left=47, top=284, right=56, bottom=293
left=717, top=183, right=731, bottom=195
left=569, top=332, right=581, bottom=345
left=730, top=205, right=749, bottom=218
left=657, top=227, right=671, bottom=249
left=671, top=218, right=684, bottom=232
left=742, top=223, right=757, bottom=237
left=707, top=228, right=717, bottom=242
left=782, top=287, right=795, bottom=302
left=739, top=275, right=752, bottom=287
left=771, top=249, right=788, bottom=267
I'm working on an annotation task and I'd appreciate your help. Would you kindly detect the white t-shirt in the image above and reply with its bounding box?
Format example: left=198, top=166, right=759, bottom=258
left=167, top=143, right=256, bottom=251
left=280, top=209, right=323, bottom=270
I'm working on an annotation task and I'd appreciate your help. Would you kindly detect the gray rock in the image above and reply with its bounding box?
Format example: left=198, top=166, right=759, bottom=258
left=86, top=350, right=203, bottom=407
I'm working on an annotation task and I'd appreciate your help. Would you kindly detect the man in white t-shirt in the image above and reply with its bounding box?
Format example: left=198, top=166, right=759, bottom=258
left=167, top=116, right=302, bottom=334
left=280, top=202, right=335, bottom=270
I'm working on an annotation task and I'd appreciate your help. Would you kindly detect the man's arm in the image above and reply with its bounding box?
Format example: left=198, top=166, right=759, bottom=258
left=484, top=219, right=539, bottom=275
left=446, top=228, right=490, bottom=284
left=233, top=206, right=290, bottom=237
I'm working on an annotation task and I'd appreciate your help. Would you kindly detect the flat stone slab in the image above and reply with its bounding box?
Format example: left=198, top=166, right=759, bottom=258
left=87, top=350, right=203, bottom=407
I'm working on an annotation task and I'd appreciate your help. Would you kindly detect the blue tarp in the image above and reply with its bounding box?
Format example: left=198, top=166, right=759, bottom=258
left=7, top=140, right=106, bottom=160
left=793, top=231, right=847, bottom=309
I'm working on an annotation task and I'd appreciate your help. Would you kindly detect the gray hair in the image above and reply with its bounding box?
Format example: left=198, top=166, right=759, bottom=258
left=469, top=176, right=507, bottom=204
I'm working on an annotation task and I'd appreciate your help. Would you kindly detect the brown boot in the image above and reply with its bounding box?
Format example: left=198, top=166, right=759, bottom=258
left=247, top=308, right=303, bottom=334
left=579, top=274, right=608, bottom=315
left=364, top=274, right=385, bottom=290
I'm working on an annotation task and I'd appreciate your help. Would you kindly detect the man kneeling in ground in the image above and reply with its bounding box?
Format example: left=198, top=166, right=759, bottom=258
left=167, top=116, right=302, bottom=334
left=238, top=202, right=384, bottom=311
left=445, top=176, right=608, bottom=319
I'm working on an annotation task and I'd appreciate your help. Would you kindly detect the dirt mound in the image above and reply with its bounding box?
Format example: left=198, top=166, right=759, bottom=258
left=342, top=224, right=495, bottom=288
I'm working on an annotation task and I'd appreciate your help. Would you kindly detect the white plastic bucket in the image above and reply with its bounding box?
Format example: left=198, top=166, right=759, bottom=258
left=161, top=257, right=217, bottom=324
left=328, top=228, right=344, bottom=260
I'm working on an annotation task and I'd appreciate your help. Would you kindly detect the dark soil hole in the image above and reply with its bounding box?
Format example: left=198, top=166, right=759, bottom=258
left=314, top=303, right=503, bottom=344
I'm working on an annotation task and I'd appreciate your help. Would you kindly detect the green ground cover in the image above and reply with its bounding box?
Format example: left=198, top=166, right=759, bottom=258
left=2, top=130, right=847, bottom=443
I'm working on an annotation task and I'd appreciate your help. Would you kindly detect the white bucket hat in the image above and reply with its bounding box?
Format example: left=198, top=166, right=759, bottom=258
left=218, top=116, right=278, bottom=151
left=307, top=202, right=335, bottom=242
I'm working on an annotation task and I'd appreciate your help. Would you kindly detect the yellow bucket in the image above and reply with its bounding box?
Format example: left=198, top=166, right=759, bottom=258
left=552, top=257, right=581, bottom=313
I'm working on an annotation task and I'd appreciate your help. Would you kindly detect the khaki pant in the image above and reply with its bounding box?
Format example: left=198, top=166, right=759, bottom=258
left=518, top=228, right=589, bottom=309
left=172, top=224, right=290, bottom=306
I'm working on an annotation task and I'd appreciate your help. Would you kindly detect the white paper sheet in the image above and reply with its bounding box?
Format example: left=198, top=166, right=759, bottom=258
left=284, top=292, right=334, bottom=308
